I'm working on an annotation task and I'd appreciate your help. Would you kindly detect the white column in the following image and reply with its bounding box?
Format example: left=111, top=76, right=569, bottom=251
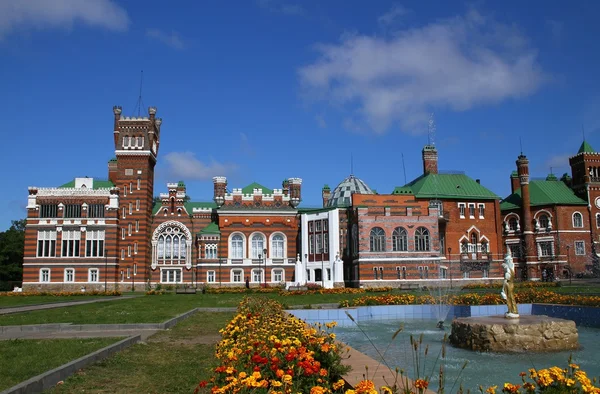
left=294, top=253, right=304, bottom=284
left=151, top=241, right=157, bottom=270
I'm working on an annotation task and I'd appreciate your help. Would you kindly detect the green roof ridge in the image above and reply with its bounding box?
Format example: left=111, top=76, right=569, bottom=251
left=199, top=222, right=220, bottom=235
left=242, top=182, right=273, bottom=195
left=396, top=173, right=499, bottom=200
left=501, top=179, right=587, bottom=210
left=578, top=140, right=595, bottom=153
left=58, top=179, right=114, bottom=189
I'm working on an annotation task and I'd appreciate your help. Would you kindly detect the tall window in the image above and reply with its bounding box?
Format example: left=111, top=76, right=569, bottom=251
left=315, top=233, right=323, bottom=254
left=231, top=234, right=244, bottom=259
left=251, top=233, right=265, bottom=259
left=37, top=230, right=57, bottom=257
left=575, top=241, right=586, bottom=255
left=538, top=241, right=553, bottom=257
left=88, top=268, right=99, bottom=282
left=161, top=269, right=181, bottom=283
left=86, top=230, right=105, bottom=257
left=88, top=204, right=105, bottom=218
left=64, top=268, right=75, bottom=282
left=369, top=227, right=385, bottom=252
left=539, top=214, right=549, bottom=229
left=252, top=269, right=263, bottom=282
left=415, top=227, right=430, bottom=251
left=272, top=234, right=285, bottom=258
left=157, top=226, right=187, bottom=263
left=596, top=214, right=600, bottom=228
left=207, top=271, right=216, bottom=283
left=128, top=223, right=132, bottom=236
left=469, top=232, right=478, bottom=252
left=573, top=212, right=583, bottom=228
left=61, top=230, right=80, bottom=257
left=458, top=203, right=466, bottom=218
left=40, top=204, right=58, bottom=218
left=392, top=227, right=408, bottom=251
left=508, top=244, right=521, bottom=258
left=64, top=204, right=82, bottom=218
left=508, top=217, right=518, bottom=231
left=468, top=204, right=475, bottom=218
left=135, top=220, right=139, bottom=232
left=205, top=244, right=218, bottom=259
left=40, top=268, right=51, bottom=282
left=478, top=204, right=485, bottom=218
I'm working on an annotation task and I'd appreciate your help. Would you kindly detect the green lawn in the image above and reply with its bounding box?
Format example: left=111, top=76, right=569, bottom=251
left=0, top=338, right=122, bottom=391
left=0, top=295, right=109, bottom=308
left=0, top=292, right=376, bottom=326
left=45, top=312, right=233, bottom=394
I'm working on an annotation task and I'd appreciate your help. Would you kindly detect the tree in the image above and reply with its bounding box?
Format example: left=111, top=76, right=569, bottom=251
left=0, top=219, right=25, bottom=290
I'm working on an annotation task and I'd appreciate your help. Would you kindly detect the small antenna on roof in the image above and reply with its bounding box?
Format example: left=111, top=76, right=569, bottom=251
left=401, top=153, right=407, bottom=185
left=133, top=70, right=145, bottom=117
left=550, top=166, right=553, bottom=175
left=519, top=137, right=523, bottom=155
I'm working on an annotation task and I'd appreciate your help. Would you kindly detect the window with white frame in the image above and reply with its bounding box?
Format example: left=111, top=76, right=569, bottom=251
left=207, top=270, right=216, bottom=283
left=40, top=268, right=51, bottom=282
left=121, top=227, right=126, bottom=240
left=121, top=249, right=125, bottom=260
left=596, top=214, right=600, bottom=228
left=127, top=267, right=130, bottom=278
left=373, top=267, right=378, bottom=279
left=205, top=244, right=218, bottom=259
left=392, top=227, right=408, bottom=251
left=573, top=212, right=584, bottom=228
left=130, top=182, right=133, bottom=193
left=134, top=242, right=138, bottom=254
left=252, top=269, right=263, bottom=282
left=120, top=270, right=124, bottom=281
left=468, top=203, right=475, bottom=218
left=129, top=203, right=133, bottom=215
left=124, top=185, right=127, bottom=195
left=161, top=269, right=181, bottom=283
left=538, top=241, right=554, bottom=257
left=37, top=230, right=57, bottom=257
left=89, top=268, right=99, bottom=282
left=137, top=178, right=141, bottom=190
left=418, top=266, right=424, bottom=279
left=157, top=226, right=188, bottom=263
left=379, top=267, right=384, bottom=279
left=127, top=245, right=131, bottom=257
left=128, top=223, right=132, bottom=236
left=309, top=235, right=314, bottom=254
left=507, top=243, right=522, bottom=258
left=232, top=269, right=243, bottom=283
left=538, top=214, right=549, bottom=230
left=415, top=227, right=430, bottom=251
left=369, top=227, right=386, bottom=252
left=482, top=267, right=489, bottom=278
left=508, top=217, right=518, bottom=231
left=61, top=230, right=81, bottom=257
left=480, top=240, right=489, bottom=253
left=440, top=267, right=447, bottom=279
left=324, top=233, right=329, bottom=253
left=271, top=234, right=285, bottom=258
left=575, top=241, right=586, bottom=255
left=135, top=220, right=139, bottom=232
left=86, top=230, right=104, bottom=257
left=478, top=204, right=485, bottom=218
left=64, top=268, right=75, bottom=282
left=136, top=199, right=140, bottom=211
left=463, top=271, right=470, bottom=279
left=122, top=207, right=126, bottom=219
left=251, top=233, right=265, bottom=258
left=396, top=267, right=402, bottom=279
left=424, top=266, right=429, bottom=279
left=458, top=203, right=466, bottom=218
left=273, top=269, right=283, bottom=282
left=230, top=234, right=244, bottom=259
left=315, top=233, right=323, bottom=254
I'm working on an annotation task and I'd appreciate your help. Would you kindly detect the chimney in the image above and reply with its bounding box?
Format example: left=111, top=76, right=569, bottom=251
left=517, top=154, right=535, bottom=265
left=282, top=179, right=289, bottom=196
left=322, top=184, right=331, bottom=208
left=213, top=176, right=227, bottom=207
left=510, top=171, right=520, bottom=194
left=113, top=105, right=122, bottom=147
left=288, top=178, right=302, bottom=208
left=108, top=158, right=118, bottom=184
left=422, top=145, right=438, bottom=175
left=476, top=179, right=480, bottom=184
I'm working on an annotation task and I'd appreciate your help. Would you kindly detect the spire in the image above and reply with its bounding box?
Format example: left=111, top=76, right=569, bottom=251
left=578, top=140, right=595, bottom=154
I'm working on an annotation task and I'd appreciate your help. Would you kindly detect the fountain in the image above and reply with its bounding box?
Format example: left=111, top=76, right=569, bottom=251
left=426, top=273, right=459, bottom=330
left=449, top=250, right=580, bottom=352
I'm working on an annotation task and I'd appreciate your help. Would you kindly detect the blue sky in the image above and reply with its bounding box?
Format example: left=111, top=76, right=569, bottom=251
left=1, top=0, right=600, bottom=231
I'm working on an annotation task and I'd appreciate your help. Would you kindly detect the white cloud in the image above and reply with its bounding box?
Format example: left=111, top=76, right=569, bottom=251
left=545, top=154, right=572, bottom=171
left=163, top=152, right=237, bottom=181
left=298, top=8, right=546, bottom=135
left=0, top=0, right=129, bottom=40
left=146, top=28, right=185, bottom=50
left=378, top=4, right=408, bottom=27
left=239, top=132, right=255, bottom=156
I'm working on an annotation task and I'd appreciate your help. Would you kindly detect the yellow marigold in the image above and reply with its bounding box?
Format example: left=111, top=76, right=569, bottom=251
left=345, top=390, right=356, bottom=394
left=271, top=380, right=283, bottom=387
left=381, top=386, right=393, bottom=394
left=282, top=374, right=293, bottom=384
left=333, top=379, right=346, bottom=390
left=310, top=386, right=326, bottom=394
left=523, top=382, right=536, bottom=392
left=486, top=385, right=497, bottom=394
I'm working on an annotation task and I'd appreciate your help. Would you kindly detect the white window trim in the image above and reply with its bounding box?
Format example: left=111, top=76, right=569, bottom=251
left=572, top=211, right=584, bottom=228
left=64, top=268, right=75, bottom=282
left=160, top=268, right=182, bottom=283
left=251, top=268, right=264, bottom=283
left=271, top=268, right=284, bottom=283
left=249, top=231, right=267, bottom=259
left=536, top=239, right=554, bottom=257
left=596, top=213, right=600, bottom=228
left=88, top=268, right=99, bottom=282
left=229, top=232, right=246, bottom=259
left=207, top=270, right=216, bottom=283
left=477, top=203, right=485, bottom=219
left=40, top=268, right=51, bottom=282
left=458, top=203, right=466, bottom=219
left=575, top=240, right=586, bottom=256
left=230, top=269, right=244, bottom=283
left=468, top=203, right=476, bottom=219
left=269, top=232, right=287, bottom=259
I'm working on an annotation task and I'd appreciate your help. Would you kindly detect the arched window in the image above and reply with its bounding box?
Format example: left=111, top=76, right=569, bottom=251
left=573, top=212, right=583, bottom=228
left=461, top=239, right=468, bottom=253
left=369, top=227, right=385, bottom=252
left=470, top=232, right=477, bottom=245
left=415, top=227, right=430, bottom=251
left=508, top=217, right=518, bottom=231
left=596, top=213, right=600, bottom=228
left=392, top=227, right=408, bottom=251
left=230, top=234, right=244, bottom=259
left=539, top=214, right=549, bottom=229
left=271, top=234, right=285, bottom=258
left=156, top=226, right=187, bottom=263
left=251, top=233, right=266, bottom=259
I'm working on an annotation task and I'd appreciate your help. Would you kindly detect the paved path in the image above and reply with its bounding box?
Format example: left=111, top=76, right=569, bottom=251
left=0, top=329, right=159, bottom=341
left=0, top=296, right=138, bottom=315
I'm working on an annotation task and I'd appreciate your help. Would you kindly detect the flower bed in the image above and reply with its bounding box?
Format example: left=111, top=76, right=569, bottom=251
left=462, top=282, right=558, bottom=290
left=340, top=289, right=600, bottom=308
left=0, top=290, right=121, bottom=297
left=196, top=297, right=351, bottom=393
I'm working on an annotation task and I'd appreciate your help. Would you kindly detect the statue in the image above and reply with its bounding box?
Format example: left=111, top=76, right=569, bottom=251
left=501, top=250, right=519, bottom=318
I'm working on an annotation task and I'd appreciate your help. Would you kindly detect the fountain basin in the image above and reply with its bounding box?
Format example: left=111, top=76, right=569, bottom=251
left=449, top=315, right=579, bottom=353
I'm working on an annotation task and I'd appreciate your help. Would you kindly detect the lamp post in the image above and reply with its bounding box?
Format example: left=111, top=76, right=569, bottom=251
left=321, top=250, right=324, bottom=288
left=304, top=253, right=308, bottom=284
left=566, top=245, right=571, bottom=285
left=263, top=248, right=267, bottom=288
left=131, top=261, right=136, bottom=292
left=104, top=246, right=108, bottom=293
left=448, top=247, right=452, bottom=289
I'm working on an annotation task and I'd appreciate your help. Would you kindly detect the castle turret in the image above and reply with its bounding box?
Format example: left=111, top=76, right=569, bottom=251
left=213, top=176, right=227, bottom=207
left=322, top=184, right=331, bottom=208
left=288, top=178, right=302, bottom=208
left=517, top=154, right=535, bottom=267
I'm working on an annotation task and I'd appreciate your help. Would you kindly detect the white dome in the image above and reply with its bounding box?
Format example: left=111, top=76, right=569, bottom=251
left=327, top=175, right=374, bottom=207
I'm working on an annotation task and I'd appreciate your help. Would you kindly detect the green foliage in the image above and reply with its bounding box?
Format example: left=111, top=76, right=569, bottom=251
left=0, top=219, right=25, bottom=290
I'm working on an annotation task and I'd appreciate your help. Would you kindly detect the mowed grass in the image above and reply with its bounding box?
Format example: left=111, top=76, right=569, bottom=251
left=45, top=312, right=233, bottom=394
left=0, top=338, right=122, bottom=391
left=0, top=296, right=110, bottom=308
left=0, top=292, right=379, bottom=326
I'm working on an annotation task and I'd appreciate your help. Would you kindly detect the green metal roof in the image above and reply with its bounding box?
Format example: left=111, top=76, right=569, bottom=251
left=199, top=222, right=220, bottom=235
left=500, top=179, right=587, bottom=210
left=242, top=182, right=273, bottom=195
left=510, top=171, right=518, bottom=177
left=393, top=173, right=499, bottom=200
left=59, top=179, right=115, bottom=189
left=177, top=180, right=186, bottom=187
left=578, top=140, right=595, bottom=154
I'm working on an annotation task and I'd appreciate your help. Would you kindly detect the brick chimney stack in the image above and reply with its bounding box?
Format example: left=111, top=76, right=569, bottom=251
left=422, top=145, right=438, bottom=175
left=322, top=185, right=331, bottom=208
left=213, top=176, right=227, bottom=207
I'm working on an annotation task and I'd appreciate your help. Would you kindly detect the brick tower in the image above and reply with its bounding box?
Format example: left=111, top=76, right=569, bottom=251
left=110, top=106, right=162, bottom=288
left=516, top=154, right=536, bottom=277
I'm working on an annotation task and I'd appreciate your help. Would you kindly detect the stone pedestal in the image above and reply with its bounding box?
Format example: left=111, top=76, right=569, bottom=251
left=449, top=315, right=579, bottom=353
